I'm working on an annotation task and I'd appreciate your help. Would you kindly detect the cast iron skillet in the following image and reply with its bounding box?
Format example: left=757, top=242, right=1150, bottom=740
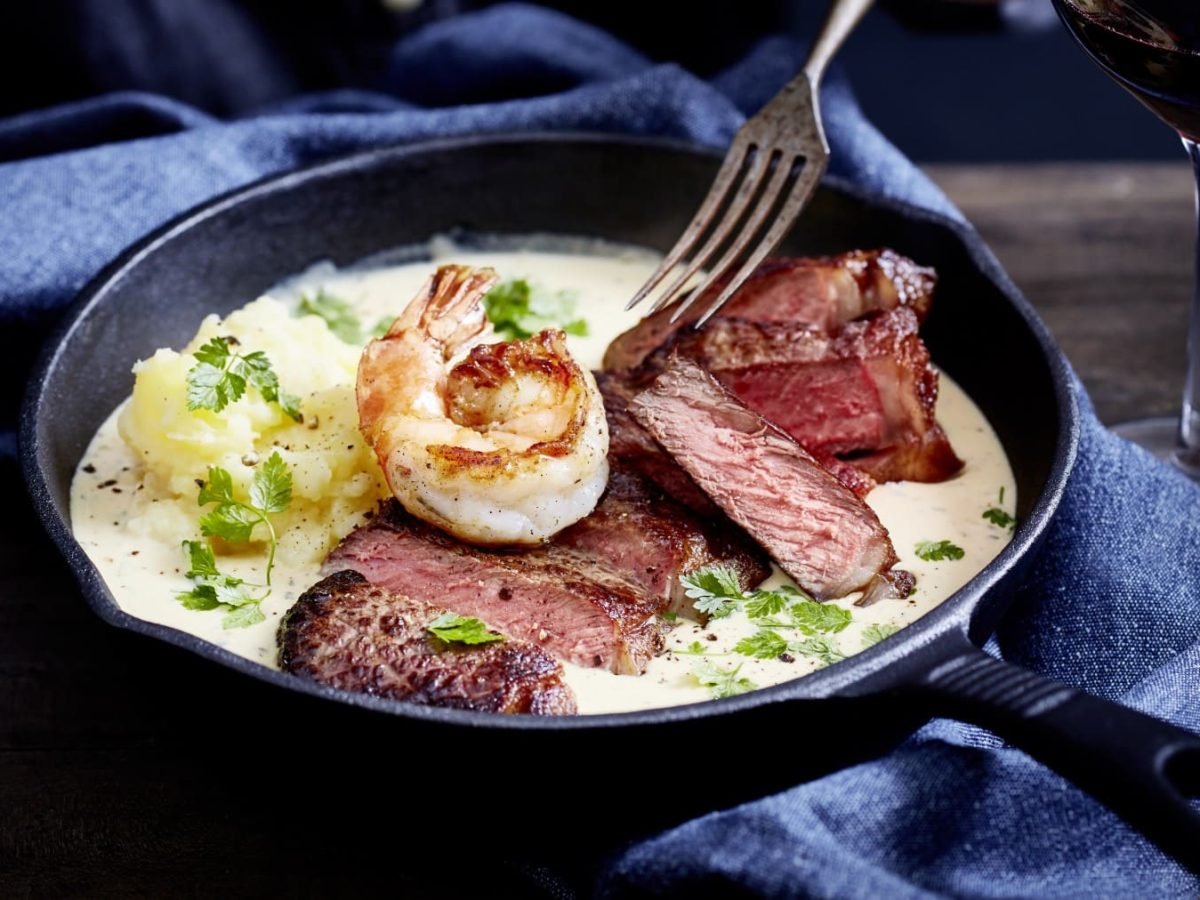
left=21, top=134, right=1200, bottom=867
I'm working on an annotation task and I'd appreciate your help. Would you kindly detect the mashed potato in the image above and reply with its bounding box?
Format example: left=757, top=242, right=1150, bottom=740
left=118, top=297, right=390, bottom=564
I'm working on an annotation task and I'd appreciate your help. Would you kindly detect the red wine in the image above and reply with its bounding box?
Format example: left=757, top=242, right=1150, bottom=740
left=1053, top=0, right=1200, bottom=140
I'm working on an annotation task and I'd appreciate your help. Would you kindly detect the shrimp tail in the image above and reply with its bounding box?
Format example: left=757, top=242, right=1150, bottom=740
left=388, top=264, right=498, bottom=356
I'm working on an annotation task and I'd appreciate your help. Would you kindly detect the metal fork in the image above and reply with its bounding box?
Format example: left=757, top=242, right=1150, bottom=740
left=625, top=0, right=875, bottom=326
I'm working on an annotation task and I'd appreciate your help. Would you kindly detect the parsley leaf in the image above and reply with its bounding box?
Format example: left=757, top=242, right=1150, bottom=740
left=176, top=540, right=266, bottom=628
left=861, top=622, right=901, bottom=649
left=196, top=452, right=291, bottom=587
left=915, top=540, right=965, bottom=562
left=298, top=289, right=363, bottom=344
left=197, top=466, right=235, bottom=506
left=734, top=629, right=789, bottom=659
left=788, top=599, right=852, bottom=635
left=482, top=278, right=590, bottom=341
left=426, top=612, right=505, bottom=646
left=200, top=502, right=259, bottom=544
left=177, top=584, right=222, bottom=611
left=183, top=538, right=221, bottom=580
left=790, top=636, right=846, bottom=667
left=983, top=488, right=1017, bottom=530
left=690, top=659, right=757, bottom=699
left=211, top=577, right=256, bottom=608
left=278, top=391, right=303, bottom=421
left=693, top=595, right=737, bottom=619
left=982, top=507, right=1016, bottom=529
left=680, top=564, right=747, bottom=619
left=185, top=336, right=302, bottom=421
left=744, top=588, right=793, bottom=620
left=185, top=359, right=238, bottom=413
left=192, top=336, right=233, bottom=369
left=249, top=452, right=293, bottom=514
left=222, top=603, right=266, bottom=629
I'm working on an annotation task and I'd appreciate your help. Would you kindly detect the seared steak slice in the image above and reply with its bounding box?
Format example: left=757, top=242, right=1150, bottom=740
left=279, top=571, right=576, bottom=715
left=555, top=467, right=771, bottom=618
left=630, top=356, right=910, bottom=604
left=597, top=371, right=719, bottom=514
left=604, top=249, right=935, bottom=373
left=326, top=506, right=664, bottom=674
left=672, top=309, right=963, bottom=484
left=603, top=368, right=877, bottom=500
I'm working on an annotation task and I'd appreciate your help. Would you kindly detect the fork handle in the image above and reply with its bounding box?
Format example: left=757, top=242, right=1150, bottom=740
left=804, top=0, right=876, bottom=85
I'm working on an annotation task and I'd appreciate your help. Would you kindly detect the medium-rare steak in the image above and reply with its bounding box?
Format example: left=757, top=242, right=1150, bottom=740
left=603, top=249, right=935, bottom=373
left=279, top=570, right=577, bottom=715
left=555, top=467, right=771, bottom=617
left=325, top=506, right=664, bottom=674
left=630, top=355, right=912, bottom=605
left=596, top=371, right=720, bottom=514
left=601, top=369, right=877, bottom=500
left=669, top=309, right=963, bottom=484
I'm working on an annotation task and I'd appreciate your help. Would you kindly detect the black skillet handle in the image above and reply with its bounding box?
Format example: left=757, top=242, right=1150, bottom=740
left=909, top=637, right=1200, bottom=871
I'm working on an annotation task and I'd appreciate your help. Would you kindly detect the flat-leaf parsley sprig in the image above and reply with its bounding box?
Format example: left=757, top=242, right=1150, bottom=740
left=177, top=452, right=293, bottom=629
left=482, top=278, right=589, bottom=341
left=679, top=563, right=749, bottom=619
left=177, top=540, right=267, bottom=629
left=186, top=335, right=302, bottom=420
left=198, top=451, right=293, bottom=587
left=676, top=566, right=855, bottom=668
left=735, top=589, right=852, bottom=666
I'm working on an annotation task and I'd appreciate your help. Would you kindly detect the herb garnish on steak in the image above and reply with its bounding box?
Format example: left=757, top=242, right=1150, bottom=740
left=279, top=571, right=577, bottom=715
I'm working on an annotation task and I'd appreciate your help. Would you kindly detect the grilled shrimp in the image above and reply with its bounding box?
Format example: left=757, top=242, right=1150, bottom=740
left=357, top=264, right=609, bottom=546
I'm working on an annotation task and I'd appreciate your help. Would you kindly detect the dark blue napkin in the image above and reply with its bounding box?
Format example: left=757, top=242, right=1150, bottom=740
left=3, top=5, right=1198, bottom=896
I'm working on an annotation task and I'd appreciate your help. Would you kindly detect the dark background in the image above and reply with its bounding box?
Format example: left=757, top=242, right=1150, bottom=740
left=0, top=0, right=1181, bottom=162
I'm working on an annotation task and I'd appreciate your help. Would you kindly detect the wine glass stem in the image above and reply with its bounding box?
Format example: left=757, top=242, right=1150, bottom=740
left=1182, top=138, right=1200, bottom=465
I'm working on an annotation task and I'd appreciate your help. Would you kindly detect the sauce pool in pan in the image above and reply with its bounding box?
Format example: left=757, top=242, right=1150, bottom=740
left=69, top=237, right=1016, bottom=714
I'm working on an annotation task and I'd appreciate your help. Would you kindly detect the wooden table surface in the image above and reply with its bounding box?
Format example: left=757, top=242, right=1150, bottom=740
left=2, top=161, right=1194, bottom=897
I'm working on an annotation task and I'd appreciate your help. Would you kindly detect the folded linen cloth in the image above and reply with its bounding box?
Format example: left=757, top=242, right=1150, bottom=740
left=2, top=5, right=1197, bottom=897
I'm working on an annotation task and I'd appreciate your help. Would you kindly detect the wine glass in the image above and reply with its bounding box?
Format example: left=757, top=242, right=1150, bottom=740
left=1050, top=0, right=1200, bottom=477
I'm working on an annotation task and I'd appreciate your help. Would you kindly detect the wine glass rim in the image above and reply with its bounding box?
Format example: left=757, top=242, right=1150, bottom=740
left=1054, top=0, right=1200, bottom=57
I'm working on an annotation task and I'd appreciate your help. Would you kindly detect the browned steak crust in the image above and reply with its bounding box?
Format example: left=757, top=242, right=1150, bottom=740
left=279, top=570, right=577, bottom=715
left=603, top=249, right=936, bottom=373
left=664, top=310, right=963, bottom=485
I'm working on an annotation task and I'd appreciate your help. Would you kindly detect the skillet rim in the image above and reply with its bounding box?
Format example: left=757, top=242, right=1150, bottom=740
left=19, top=131, right=1080, bottom=732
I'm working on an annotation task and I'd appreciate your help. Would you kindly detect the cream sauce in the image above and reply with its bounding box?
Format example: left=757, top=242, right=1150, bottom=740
left=70, top=239, right=1015, bottom=715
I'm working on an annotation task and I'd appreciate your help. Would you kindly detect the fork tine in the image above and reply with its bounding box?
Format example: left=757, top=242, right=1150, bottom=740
left=666, top=153, right=797, bottom=325
left=623, top=136, right=754, bottom=312
left=692, top=157, right=828, bottom=329
left=642, top=147, right=771, bottom=316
